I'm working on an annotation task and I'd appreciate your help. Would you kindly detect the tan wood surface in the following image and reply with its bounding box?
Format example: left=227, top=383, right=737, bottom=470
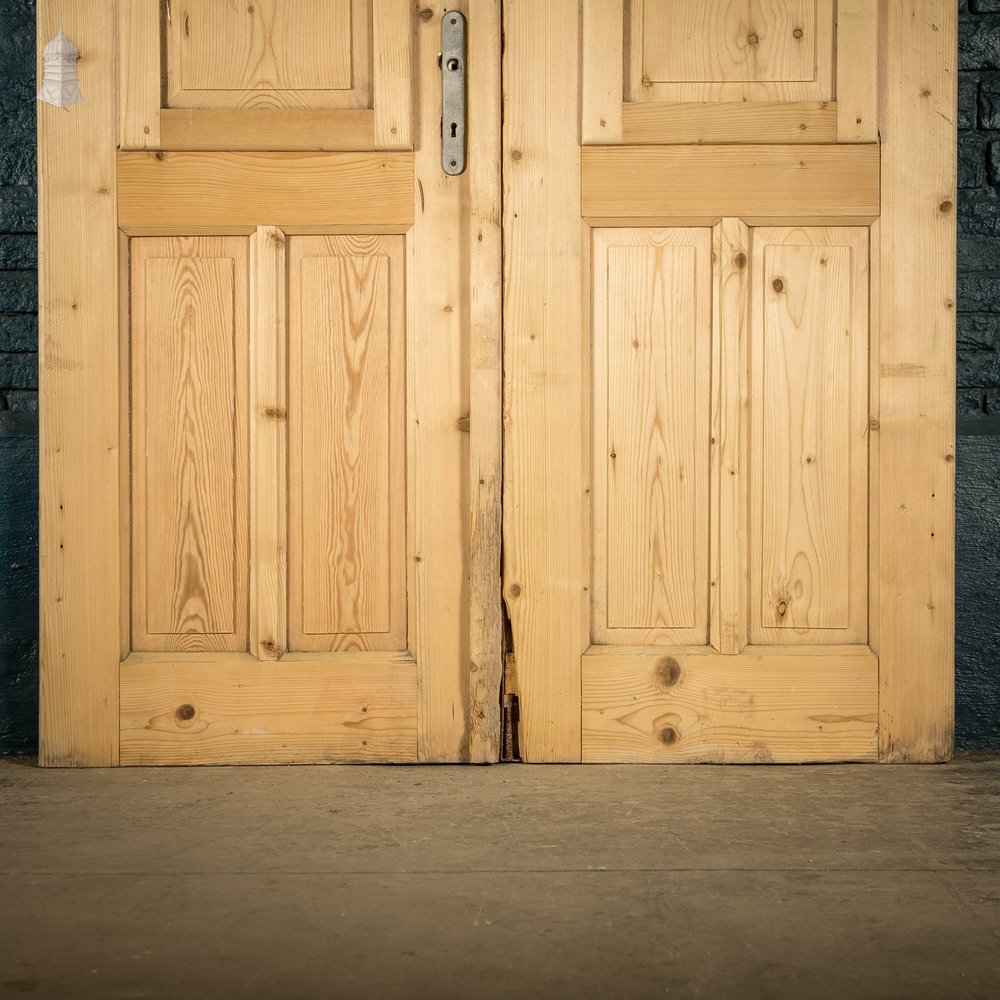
left=287, top=235, right=406, bottom=653
left=120, top=653, right=418, bottom=765
left=591, top=228, right=711, bottom=646
left=621, top=102, right=838, bottom=145
left=372, top=0, right=414, bottom=149
left=466, top=0, right=505, bottom=763
left=709, top=218, right=750, bottom=654
left=581, top=0, right=624, bottom=144
left=835, top=0, right=879, bottom=143
left=118, top=152, right=414, bottom=229
left=249, top=227, right=287, bottom=661
left=159, top=109, right=376, bottom=151
left=129, top=238, right=250, bottom=653
left=627, top=0, right=834, bottom=104
left=878, top=3, right=956, bottom=761
left=749, top=227, right=870, bottom=645
left=582, top=145, right=881, bottom=220
left=118, top=0, right=160, bottom=149
left=503, top=0, right=587, bottom=761
left=582, top=645, right=878, bottom=763
left=165, top=0, right=370, bottom=111
left=38, top=0, right=121, bottom=766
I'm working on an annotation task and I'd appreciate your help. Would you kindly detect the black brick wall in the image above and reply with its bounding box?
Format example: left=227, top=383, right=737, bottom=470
left=0, top=2, right=998, bottom=754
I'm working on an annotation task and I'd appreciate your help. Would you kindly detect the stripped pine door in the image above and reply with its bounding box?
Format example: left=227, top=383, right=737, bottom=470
left=503, top=1, right=956, bottom=762
left=37, top=0, right=502, bottom=765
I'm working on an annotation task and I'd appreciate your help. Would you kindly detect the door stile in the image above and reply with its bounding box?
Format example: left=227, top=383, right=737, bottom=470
left=249, top=226, right=288, bottom=661
left=709, top=217, right=750, bottom=655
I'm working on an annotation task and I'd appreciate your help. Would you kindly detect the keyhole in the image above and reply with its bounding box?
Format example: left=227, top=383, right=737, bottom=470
left=447, top=57, right=461, bottom=72
left=450, top=122, right=458, bottom=138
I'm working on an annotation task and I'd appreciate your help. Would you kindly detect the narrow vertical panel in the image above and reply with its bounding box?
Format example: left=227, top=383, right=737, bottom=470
left=249, top=227, right=287, bottom=660
left=504, top=0, right=586, bottom=761
left=879, top=3, right=956, bottom=762
left=750, top=227, right=869, bottom=645
left=592, top=229, right=711, bottom=646
left=410, top=5, right=471, bottom=760
left=130, top=238, right=250, bottom=653
left=582, top=0, right=624, bottom=144
left=710, top=217, right=750, bottom=654
left=836, top=0, right=878, bottom=142
left=467, top=0, right=505, bottom=763
left=118, top=0, right=161, bottom=149
left=288, top=235, right=406, bottom=652
left=373, top=0, right=413, bottom=149
left=38, top=0, right=120, bottom=765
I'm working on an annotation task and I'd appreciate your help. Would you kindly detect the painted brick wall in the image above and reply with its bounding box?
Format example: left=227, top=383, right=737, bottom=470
left=0, top=2, right=998, bottom=754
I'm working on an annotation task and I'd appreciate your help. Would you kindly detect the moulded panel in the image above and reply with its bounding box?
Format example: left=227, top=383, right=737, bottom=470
left=129, top=237, right=250, bottom=653
left=288, top=235, right=406, bottom=652
left=165, top=0, right=371, bottom=110
left=750, top=226, right=870, bottom=644
left=627, top=0, right=834, bottom=103
left=592, top=228, right=712, bottom=646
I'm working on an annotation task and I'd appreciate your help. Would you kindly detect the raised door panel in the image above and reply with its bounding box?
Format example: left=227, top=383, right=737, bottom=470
left=287, top=235, right=406, bottom=653
left=129, top=237, right=250, bottom=653
left=749, top=226, right=870, bottom=644
left=165, top=0, right=371, bottom=110
left=627, top=0, right=834, bottom=104
left=592, top=228, right=712, bottom=646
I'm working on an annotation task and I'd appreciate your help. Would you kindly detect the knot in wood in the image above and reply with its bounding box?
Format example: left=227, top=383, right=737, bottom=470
left=793, top=27, right=804, bottom=39
left=654, top=656, right=682, bottom=690
left=747, top=32, right=759, bottom=46
left=772, top=277, right=785, bottom=293
left=658, top=725, right=680, bottom=747
left=176, top=703, right=196, bottom=722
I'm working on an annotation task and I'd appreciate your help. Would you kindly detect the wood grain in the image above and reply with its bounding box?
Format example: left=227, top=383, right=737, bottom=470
left=467, top=0, right=505, bottom=763
left=165, top=0, right=370, bottom=111
left=503, top=0, right=587, bottom=761
left=118, top=0, right=161, bottom=149
left=120, top=652, right=418, bottom=765
left=130, top=238, right=250, bottom=653
left=592, top=228, right=711, bottom=646
left=582, top=0, right=624, bottom=144
left=117, top=151, right=414, bottom=230
left=410, top=4, right=472, bottom=760
left=878, top=2, right=956, bottom=762
left=835, top=0, right=879, bottom=143
left=249, top=227, right=287, bottom=660
left=372, top=0, right=413, bottom=149
left=159, top=109, right=376, bottom=151
left=628, top=0, right=835, bottom=104
left=582, top=145, right=880, bottom=220
left=38, top=0, right=121, bottom=766
left=582, top=645, right=878, bottom=763
left=750, top=227, right=869, bottom=644
left=710, top=218, right=750, bottom=654
left=288, top=235, right=406, bottom=652
left=622, top=102, right=838, bottom=145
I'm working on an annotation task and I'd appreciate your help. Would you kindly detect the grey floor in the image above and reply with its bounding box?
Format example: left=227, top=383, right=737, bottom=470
left=1, top=758, right=999, bottom=999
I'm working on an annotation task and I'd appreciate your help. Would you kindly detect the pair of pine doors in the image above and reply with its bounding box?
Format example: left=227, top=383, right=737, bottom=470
left=38, top=1, right=956, bottom=766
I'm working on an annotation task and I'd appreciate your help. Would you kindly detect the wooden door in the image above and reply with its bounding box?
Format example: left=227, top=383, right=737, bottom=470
left=37, top=0, right=502, bottom=765
left=503, top=1, right=957, bottom=762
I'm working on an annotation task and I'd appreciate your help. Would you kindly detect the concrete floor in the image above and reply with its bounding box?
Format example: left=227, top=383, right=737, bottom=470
left=1, top=760, right=999, bottom=1000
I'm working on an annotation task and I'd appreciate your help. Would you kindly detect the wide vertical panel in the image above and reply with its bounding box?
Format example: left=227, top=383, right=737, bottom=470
left=38, top=0, right=120, bottom=766
left=592, top=229, right=711, bottom=646
left=710, top=218, right=750, bottom=654
left=287, top=235, right=406, bottom=653
left=130, top=238, right=250, bottom=653
left=750, top=227, right=869, bottom=645
left=504, top=0, right=586, bottom=761
left=878, top=3, right=956, bottom=761
left=249, top=227, right=287, bottom=660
